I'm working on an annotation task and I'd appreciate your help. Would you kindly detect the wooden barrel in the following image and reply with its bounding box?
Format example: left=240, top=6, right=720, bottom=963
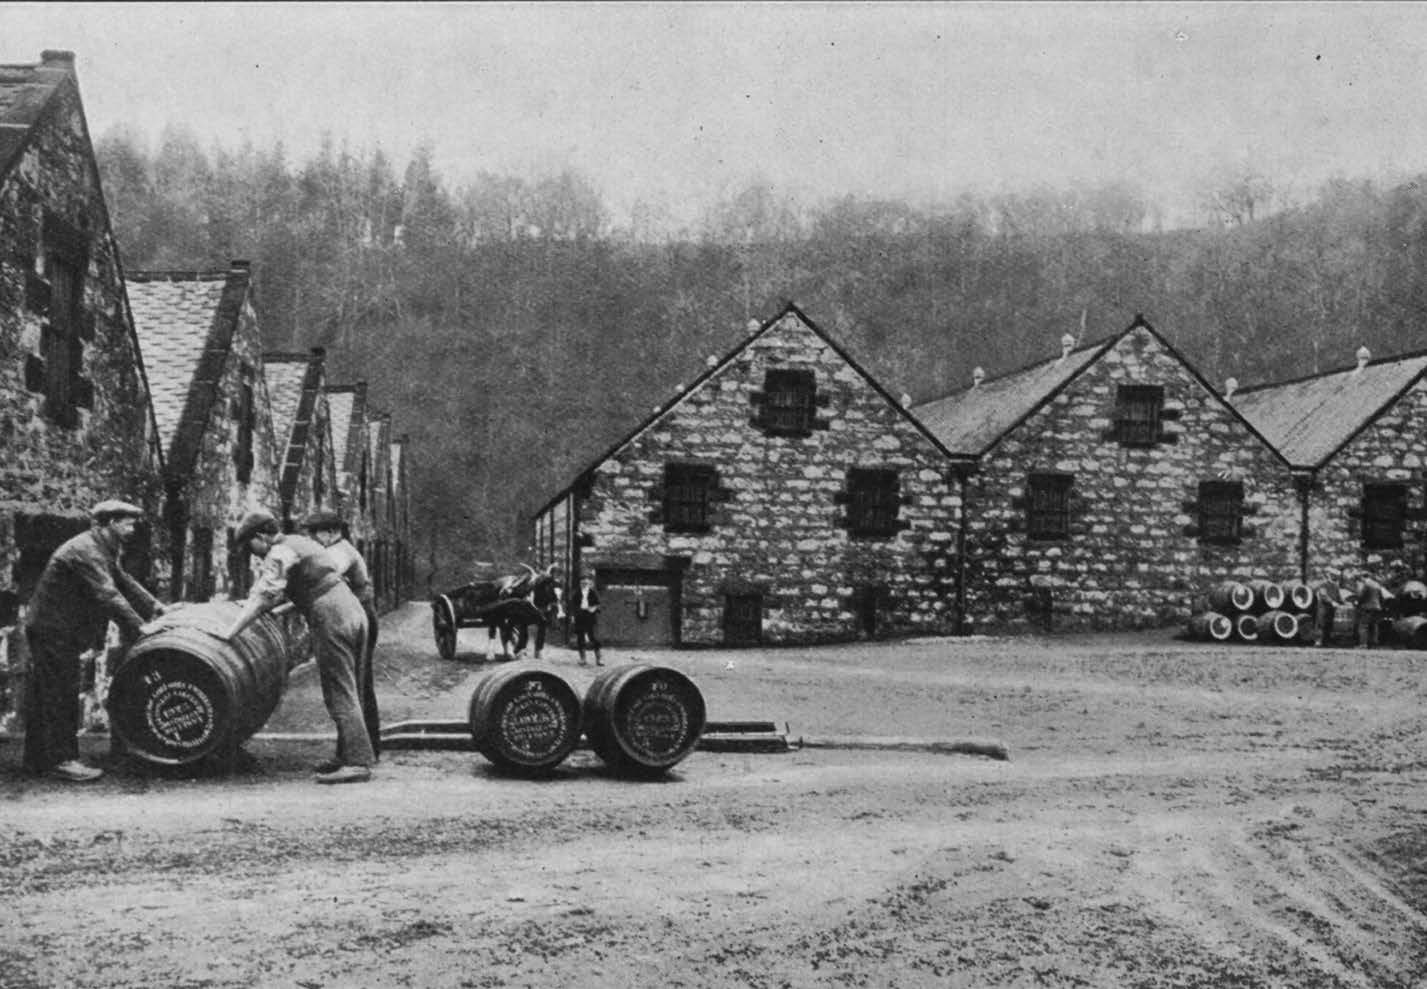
left=1186, top=612, right=1233, bottom=642
left=1206, top=580, right=1254, bottom=614
left=467, top=667, right=582, bottom=773
left=1233, top=613, right=1259, bottom=642
left=1329, top=606, right=1357, bottom=644
left=1248, top=579, right=1285, bottom=613
left=1292, top=614, right=1318, bottom=644
left=107, top=601, right=298, bottom=766
left=1397, top=581, right=1427, bottom=617
left=1257, top=609, right=1299, bottom=643
left=1280, top=580, right=1315, bottom=612
left=1392, top=616, right=1427, bottom=649
left=582, top=664, right=706, bottom=776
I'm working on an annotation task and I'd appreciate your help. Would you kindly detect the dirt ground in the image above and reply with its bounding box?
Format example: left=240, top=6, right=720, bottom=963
left=2, top=603, right=1426, bottom=989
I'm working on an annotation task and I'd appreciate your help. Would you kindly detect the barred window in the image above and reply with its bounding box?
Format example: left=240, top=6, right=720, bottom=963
left=1363, top=482, right=1407, bottom=549
left=1027, top=473, right=1073, bottom=540
left=1198, top=480, right=1244, bottom=544
left=759, top=369, right=816, bottom=435
left=664, top=463, right=716, bottom=532
left=1115, top=385, right=1164, bottom=447
left=847, top=468, right=900, bottom=538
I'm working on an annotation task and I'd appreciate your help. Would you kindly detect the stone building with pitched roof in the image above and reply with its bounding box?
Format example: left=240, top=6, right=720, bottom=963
left=264, top=347, right=337, bottom=532
left=128, top=262, right=282, bottom=601
left=912, top=317, right=1302, bottom=633
left=0, top=51, right=163, bottom=723
left=533, top=303, right=962, bottom=646
left=1232, top=346, right=1427, bottom=580
left=325, top=381, right=375, bottom=545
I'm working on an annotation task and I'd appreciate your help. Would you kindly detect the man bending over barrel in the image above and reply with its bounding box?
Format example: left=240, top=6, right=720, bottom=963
left=24, top=500, right=164, bottom=782
left=303, top=510, right=381, bottom=762
left=224, top=510, right=373, bottom=784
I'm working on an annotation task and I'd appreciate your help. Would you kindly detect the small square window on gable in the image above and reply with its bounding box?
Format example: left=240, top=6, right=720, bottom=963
left=751, top=368, right=825, bottom=437
left=1197, top=479, right=1244, bottom=544
left=1114, top=384, right=1165, bottom=447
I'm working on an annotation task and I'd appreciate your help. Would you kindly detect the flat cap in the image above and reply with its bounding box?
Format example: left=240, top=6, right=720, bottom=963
left=90, top=499, right=144, bottom=521
left=234, top=509, right=281, bottom=545
left=302, top=509, right=344, bottom=533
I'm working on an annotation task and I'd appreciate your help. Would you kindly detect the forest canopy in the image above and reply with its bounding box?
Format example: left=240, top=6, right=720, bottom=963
left=96, top=125, right=1427, bottom=586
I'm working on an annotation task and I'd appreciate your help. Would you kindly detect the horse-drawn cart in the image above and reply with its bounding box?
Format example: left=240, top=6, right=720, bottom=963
left=430, top=566, right=553, bottom=660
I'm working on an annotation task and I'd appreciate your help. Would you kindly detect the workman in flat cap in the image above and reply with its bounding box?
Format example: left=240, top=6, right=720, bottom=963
left=225, top=509, right=373, bottom=783
left=24, top=500, right=164, bottom=782
left=302, top=509, right=380, bottom=760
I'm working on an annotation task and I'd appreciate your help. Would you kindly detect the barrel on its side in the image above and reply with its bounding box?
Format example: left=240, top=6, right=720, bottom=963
left=467, top=667, right=582, bottom=773
left=1392, top=615, right=1427, bottom=649
left=1206, top=581, right=1254, bottom=614
left=1234, top=613, right=1259, bottom=642
left=1256, top=609, right=1299, bottom=643
left=1280, top=579, right=1315, bottom=612
left=1329, top=606, right=1358, bottom=644
left=107, top=601, right=299, bottom=766
left=1186, top=612, right=1233, bottom=642
left=1249, top=579, right=1285, bottom=613
left=582, top=664, right=706, bottom=777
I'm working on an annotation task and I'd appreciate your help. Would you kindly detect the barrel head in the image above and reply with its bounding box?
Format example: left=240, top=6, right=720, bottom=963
left=108, top=644, right=231, bottom=764
left=584, top=665, right=707, bottom=776
left=468, top=668, right=581, bottom=773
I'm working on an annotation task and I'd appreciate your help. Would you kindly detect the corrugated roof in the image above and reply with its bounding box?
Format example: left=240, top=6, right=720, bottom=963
left=911, top=342, right=1106, bottom=455
left=0, top=52, right=73, bottom=181
left=1232, top=351, right=1427, bottom=467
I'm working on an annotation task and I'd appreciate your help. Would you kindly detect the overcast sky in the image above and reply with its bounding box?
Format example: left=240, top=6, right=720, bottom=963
left=3, top=2, right=1425, bottom=229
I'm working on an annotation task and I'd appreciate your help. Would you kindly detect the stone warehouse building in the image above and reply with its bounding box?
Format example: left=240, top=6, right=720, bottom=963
left=533, top=303, right=963, bottom=646
left=265, top=347, right=338, bottom=533
left=128, top=262, right=282, bottom=601
left=0, top=51, right=163, bottom=720
left=913, top=317, right=1303, bottom=633
left=1232, top=346, right=1427, bottom=581
left=326, top=381, right=375, bottom=546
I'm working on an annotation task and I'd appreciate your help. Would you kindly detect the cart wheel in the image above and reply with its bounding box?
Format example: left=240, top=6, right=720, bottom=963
left=432, top=597, right=458, bottom=660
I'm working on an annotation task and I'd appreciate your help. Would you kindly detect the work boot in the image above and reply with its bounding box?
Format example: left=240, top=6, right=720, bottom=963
left=47, top=759, right=103, bottom=782
left=315, top=765, right=371, bottom=785
left=313, top=758, right=342, bottom=774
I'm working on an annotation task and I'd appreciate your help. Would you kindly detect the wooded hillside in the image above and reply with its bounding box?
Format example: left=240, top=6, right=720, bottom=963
left=96, top=126, right=1427, bottom=587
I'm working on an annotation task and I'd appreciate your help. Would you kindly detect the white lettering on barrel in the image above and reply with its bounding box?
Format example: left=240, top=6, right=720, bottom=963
left=145, top=680, right=216, bottom=749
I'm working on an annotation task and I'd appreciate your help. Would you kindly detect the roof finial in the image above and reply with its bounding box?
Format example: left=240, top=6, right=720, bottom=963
left=1355, top=345, right=1371, bottom=371
left=972, top=366, right=985, bottom=388
left=1224, top=376, right=1238, bottom=399
left=1059, top=333, right=1076, bottom=361
left=899, top=392, right=912, bottom=408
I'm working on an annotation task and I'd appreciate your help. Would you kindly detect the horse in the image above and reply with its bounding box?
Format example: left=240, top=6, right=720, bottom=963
left=432, top=564, right=546, bottom=661
left=499, top=565, right=565, bottom=658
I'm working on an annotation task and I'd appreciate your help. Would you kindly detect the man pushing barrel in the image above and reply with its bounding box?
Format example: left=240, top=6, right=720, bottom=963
left=225, top=510, right=373, bottom=784
left=24, top=500, right=164, bottom=782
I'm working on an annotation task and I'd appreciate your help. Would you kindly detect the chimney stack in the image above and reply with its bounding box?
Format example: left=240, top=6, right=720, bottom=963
left=1355, top=346, right=1371, bottom=372
left=972, top=366, right=985, bottom=388
left=1059, top=333, right=1076, bottom=360
left=1223, top=377, right=1238, bottom=399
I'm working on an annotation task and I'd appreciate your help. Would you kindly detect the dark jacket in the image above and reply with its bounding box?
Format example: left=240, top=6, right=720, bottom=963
left=25, top=527, right=160, bottom=646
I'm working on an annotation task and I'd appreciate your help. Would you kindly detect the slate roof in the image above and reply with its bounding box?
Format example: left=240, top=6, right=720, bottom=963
left=911, top=341, right=1108, bottom=456
left=325, top=383, right=367, bottom=479
left=1231, top=350, right=1427, bottom=468
left=128, top=266, right=250, bottom=476
left=265, top=349, right=326, bottom=514
left=536, top=301, right=954, bottom=516
left=0, top=51, right=74, bottom=182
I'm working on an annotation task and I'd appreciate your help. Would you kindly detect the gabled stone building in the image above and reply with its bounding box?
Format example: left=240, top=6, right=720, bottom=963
left=325, top=381, right=373, bottom=546
left=534, top=303, right=962, bottom=646
left=364, top=410, right=402, bottom=611
left=0, top=51, right=163, bottom=721
left=264, top=347, right=337, bottom=532
left=1232, top=346, right=1427, bottom=580
left=912, top=317, right=1302, bottom=633
left=128, top=262, right=282, bottom=601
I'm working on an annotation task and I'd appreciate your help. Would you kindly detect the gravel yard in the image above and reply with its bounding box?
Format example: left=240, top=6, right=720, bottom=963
left=2, top=603, right=1426, bottom=988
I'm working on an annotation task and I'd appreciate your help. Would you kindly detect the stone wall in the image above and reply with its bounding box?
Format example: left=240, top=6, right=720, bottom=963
left=964, top=325, right=1302, bottom=632
left=1306, top=377, right=1427, bottom=580
left=576, top=311, right=962, bottom=645
left=179, top=292, right=283, bottom=600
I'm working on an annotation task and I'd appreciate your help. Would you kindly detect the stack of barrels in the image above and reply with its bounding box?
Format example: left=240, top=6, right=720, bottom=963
left=1186, top=578, right=1319, bottom=645
left=1391, top=581, right=1427, bottom=648
left=467, top=663, right=707, bottom=777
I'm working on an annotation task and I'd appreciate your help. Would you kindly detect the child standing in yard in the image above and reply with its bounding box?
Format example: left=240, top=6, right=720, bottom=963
left=572, top=574, right=602, bottom=666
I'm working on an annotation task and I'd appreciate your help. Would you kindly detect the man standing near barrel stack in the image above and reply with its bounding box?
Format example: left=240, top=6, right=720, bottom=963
left=224, top=510, right=374, bottom=784
left=303, top=509, right=381, bottom=761
left=23, top=500, right=164, bottom=782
